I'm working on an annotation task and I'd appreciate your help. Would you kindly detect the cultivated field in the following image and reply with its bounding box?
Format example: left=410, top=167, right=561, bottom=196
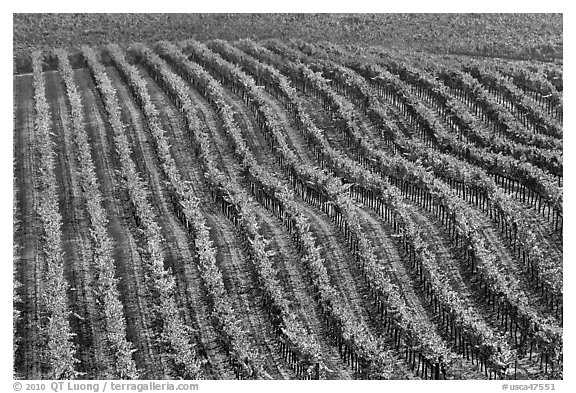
left=13, top=38, right=563, bottom=380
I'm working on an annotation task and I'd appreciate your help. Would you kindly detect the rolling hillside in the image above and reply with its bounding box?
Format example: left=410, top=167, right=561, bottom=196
left=13, top=38, right=563, bottom=380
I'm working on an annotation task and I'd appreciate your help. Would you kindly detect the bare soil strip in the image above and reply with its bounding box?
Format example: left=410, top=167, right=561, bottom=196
left=13, top=74, right=42, bottom=379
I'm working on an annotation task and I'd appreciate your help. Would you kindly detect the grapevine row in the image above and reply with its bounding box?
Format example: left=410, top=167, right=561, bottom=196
left=190, top=39, right=467, bottom=367
left=13, top=189, right=22, bottom=375
left=368, top=64, right=562, bottom=221
left=539, top=65, right=562, bottom=92
left=434, top=67, right=562, bottom=151
left=270, top=42, right=563, bottom=300
left=87, top=44, right=204, bottom=379
left=307, top=41, right=563, bottom=145
left=160, top=39, right=444, bottom=379
left=31, top=50, right=79, bottom=379
left=131, top=42, right=324, bottom=379
left=462, top=64, right=561, bottom=138
left=106, top=43, right=280, bottom=379
left=494, top=62, right=562, bottom=120
left=308, top=41, right=564, bottom=214
left=239, top=40, right=562, bottom=372
left=221, top=39, right=559, bottom=377
left=55, top=48, right=139, bottom=379
left=198, top=39, right=522, bottom=377
left=294, top=42, right=564, bottom=237
left=310, top=44, right=564, bottom=220
left=316, top=59, right=564, bottom=296
left=316, top=42, right=563, bottom=180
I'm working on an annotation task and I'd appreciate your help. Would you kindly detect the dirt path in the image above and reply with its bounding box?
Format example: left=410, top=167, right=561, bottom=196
left=13, top=74, right=43, bottom=378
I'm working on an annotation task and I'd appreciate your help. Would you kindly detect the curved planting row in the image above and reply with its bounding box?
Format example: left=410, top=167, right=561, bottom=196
left=322, top=43, right=562, bottom=150
left=131, top=42, right=324, bottom=379
left=494, top=62, right=562, bottom=120
left=55, top=48, right=139, bottom=380
left=161, top=39, right=403, bottom=378
left=200, top=38, right=523, bottom=378
left=433, top=67, right=561, bottom=151
left=237, top=39, right=563, bottom=374
left=84, top=44, right=204, bottom=379
left=286, top=41, right=563, bottom=197
left=16, top=40, right=562, bottom=380
left=31, top=50, right=79, bottom=379
left=266, top=43, right=563, bottom=303
left=341, top=63, right=565, bottom=319
left=461, top=64, right=561, bottom=138
left=252, top=40, right=563, bottom=306
left=315, top=42, right=565, bottom=200
left=215, top=42, right=564, bottom=376
left=192, top=38, right=454, bottom=359
left=159, top=39, right=425, bottom=379
left=335, top=56, right=563, bottom=222
left=106, top=43, right=274, bottom=379
left=13, top=190, right=22, bottom=373
left=310, top=49, right=563, bottom=235
left=314, top=43, right=562, bottom=180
